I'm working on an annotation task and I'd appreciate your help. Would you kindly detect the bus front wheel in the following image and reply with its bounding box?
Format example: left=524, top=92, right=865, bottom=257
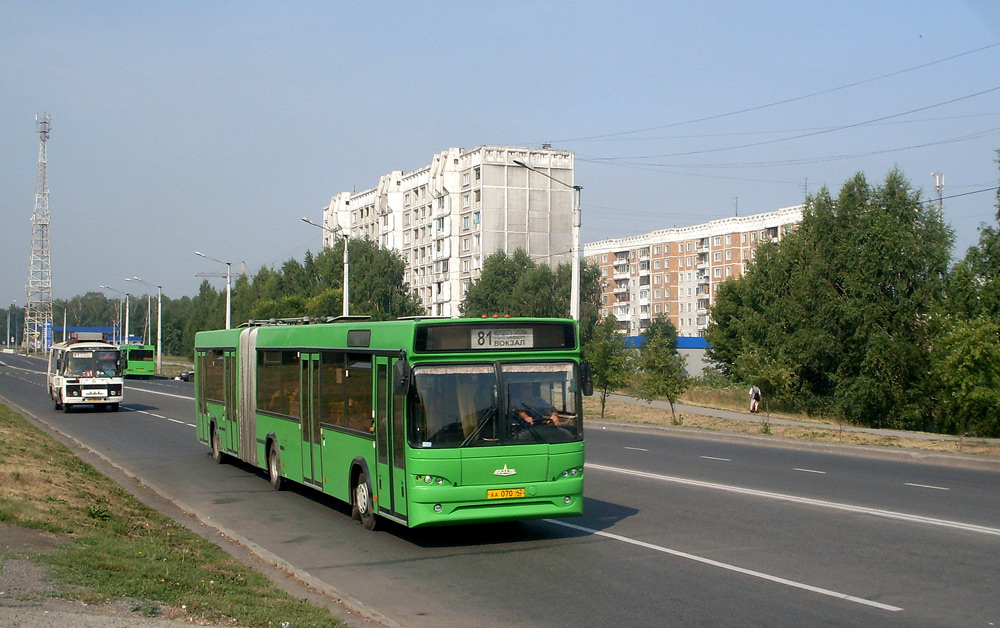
left=267, top=444, right=284, bottom=491
left=353, top=471, right=377, bottom=531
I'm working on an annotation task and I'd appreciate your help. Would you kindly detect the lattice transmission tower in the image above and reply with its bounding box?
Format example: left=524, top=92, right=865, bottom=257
left=23, top=114, right=54, bottom=353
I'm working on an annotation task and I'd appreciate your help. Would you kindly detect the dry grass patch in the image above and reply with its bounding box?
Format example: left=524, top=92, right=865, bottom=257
left=583, top=396, right=1000, bottom=458
left=0, top=402, right=345, bottom=627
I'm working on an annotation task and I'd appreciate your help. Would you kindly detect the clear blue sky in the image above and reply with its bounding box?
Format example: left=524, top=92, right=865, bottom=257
left=2, top=1, right=999, bottom=309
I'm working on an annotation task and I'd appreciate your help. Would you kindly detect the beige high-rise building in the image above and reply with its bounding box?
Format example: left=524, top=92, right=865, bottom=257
left=584, top=205, right=803, bottom=337
left=322, top=146, right=575, bottom=316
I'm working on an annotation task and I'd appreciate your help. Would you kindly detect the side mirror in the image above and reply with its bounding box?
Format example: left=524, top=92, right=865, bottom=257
left=393, top=358, right=411, bottom=396
left=581, top=362, right=594, bottom=397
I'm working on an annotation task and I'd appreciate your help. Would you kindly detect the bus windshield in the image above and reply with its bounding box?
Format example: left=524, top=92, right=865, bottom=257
left=64, top=350, right=122, bottom=378
left=409, top=362, right=582, bottom=448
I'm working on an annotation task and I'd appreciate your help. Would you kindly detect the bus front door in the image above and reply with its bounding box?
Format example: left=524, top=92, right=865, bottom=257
left=300, top=353, right=322, bottom=488
left=375, top=356, right=407, bottom=521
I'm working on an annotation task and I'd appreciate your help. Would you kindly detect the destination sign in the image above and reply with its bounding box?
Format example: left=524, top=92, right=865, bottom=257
left=414, top=321, right=576, bottom=352
left=470, top=327, right=533, bottom=349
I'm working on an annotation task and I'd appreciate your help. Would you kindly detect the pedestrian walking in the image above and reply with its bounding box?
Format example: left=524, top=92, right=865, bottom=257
left=749, top=385, right=761, bottom=413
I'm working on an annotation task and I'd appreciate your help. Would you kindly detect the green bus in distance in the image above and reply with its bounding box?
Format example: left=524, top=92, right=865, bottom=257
left=120, top=344, right=156, bottom=378
left=195, top=317, right=591, bottom=530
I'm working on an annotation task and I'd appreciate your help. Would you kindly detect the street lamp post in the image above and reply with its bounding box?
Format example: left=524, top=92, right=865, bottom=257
left=301, top=217, right=350, bottom=317
left=195, top=251, right=232, bottom=329
left=6, top=300, right=15, bottom=349
left=100, top=285, right=130, bottom=344
left=127, top=277, right=162, bottom=375
left=512, top=158, right=582, bottom=321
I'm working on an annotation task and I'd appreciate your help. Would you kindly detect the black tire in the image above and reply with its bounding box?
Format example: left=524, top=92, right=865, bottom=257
left=62, top=400, right=72, bottom=413
left=53, top=391, right=62, bottom=411
left=267, top=443, right=284, bottom=491
left=109, top=403, right=119, bottom=413
left=353, top=471, right=377, bottom=530
left=211, top=424, right=226, bottom=464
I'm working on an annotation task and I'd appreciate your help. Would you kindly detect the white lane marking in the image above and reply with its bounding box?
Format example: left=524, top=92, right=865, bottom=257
left=700, top=455, right=731, bottom=462
left=545, top=518, right=902, bottom=612
left=586, top=462, right=1000, bottom=537
left=795, top=468, right=827, bottom=474
left=624, top=446, right=648, bottom=452
left=905, top=482, right=950, bottom=491
left=127, top=387, right=194, bottom=401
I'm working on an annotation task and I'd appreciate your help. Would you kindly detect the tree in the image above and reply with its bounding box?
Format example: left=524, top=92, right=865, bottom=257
left=948, top=151, right=1000, bottom=321
left=582, top=316, right=633, bottom=418
left=460, top=248, right=603, bottom=342
left=636, top=317, right=688, bottom=422
left=707, top=168, right=953, bottom=429
left=930, top=316, right=1000, bottom=438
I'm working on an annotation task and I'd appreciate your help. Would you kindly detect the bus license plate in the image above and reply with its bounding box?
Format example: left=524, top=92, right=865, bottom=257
left=487, top=488, right=525, bottom=500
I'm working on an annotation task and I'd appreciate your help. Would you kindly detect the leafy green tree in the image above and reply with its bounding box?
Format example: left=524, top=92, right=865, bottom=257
left=582, top=316, right=633, bottom=418
left=461, top=248, right=603, bottom=342
left=948, top=152, right=1000, bottom=320
left=636, top=317, right=688, bottom=422
left=707, top=169, right=953, bottom=429
left=930, top=316, right=1000, bottom=438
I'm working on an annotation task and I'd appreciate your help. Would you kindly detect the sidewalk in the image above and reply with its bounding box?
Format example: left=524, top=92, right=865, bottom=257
left=605, top=393, right=999, bottom=445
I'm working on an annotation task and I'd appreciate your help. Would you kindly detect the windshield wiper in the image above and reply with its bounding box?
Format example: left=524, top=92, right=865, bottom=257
left=461, top=407, right=497, bottom=447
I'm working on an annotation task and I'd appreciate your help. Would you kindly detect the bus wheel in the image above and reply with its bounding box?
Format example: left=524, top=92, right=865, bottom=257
left=353, top=472, right=377, bottom=531
left=109, top=403, right=119, bottom=413
left=53, top=393, right=62, bottom=411
left=211, top=425, right=226, bottom=464
left=62, top=401, right=72, bottom=414
left=267, top=444, right=284, bottom=491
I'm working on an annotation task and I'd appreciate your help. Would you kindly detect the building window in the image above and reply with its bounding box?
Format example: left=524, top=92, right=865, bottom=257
left=473, top=211, right=480, bottom=224
left=463, top=215, right=470, bottom=230
left=462, top=173, right=470, bottom=187
left=462, top=237, right=470, bottom=251
left=714, top=252, right=722, bottom=262
left=462, top=194, right=470, bottom=209
left=602, top=254, right=608, bottom=263
left=726, top=234, right=732, bottom=245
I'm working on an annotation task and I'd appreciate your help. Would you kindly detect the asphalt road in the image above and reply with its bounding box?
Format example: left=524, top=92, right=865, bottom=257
left=2, top=351, right=998, bottom=628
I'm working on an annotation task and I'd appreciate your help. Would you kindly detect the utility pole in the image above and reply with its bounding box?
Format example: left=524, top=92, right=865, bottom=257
left=24, top=114, right=54, bottom=353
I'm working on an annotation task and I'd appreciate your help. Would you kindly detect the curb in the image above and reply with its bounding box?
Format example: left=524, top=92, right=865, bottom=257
left=0, top=394, right=401, bottom=628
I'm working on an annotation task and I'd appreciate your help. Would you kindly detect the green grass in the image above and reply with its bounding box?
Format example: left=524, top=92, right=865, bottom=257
left=0, top=402, right=344, bottom=627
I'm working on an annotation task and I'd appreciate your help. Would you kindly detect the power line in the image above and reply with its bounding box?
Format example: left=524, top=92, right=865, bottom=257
left=550, top=42, right=1000, bottom=143
left=584, top=86, right=1000, bottom=161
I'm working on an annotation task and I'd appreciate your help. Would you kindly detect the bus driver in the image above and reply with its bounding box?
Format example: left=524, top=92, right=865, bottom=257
left=509, top=383, right=566, bottom=427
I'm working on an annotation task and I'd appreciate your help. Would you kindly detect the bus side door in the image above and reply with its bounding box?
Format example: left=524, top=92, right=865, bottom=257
left=374, top=356, right=407, bottom=521
left=300, top=353, right=322, bottom=488
left=223, top=350, right=239, bottom=455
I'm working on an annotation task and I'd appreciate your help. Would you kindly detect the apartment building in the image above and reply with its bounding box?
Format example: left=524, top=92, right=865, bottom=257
left=322, top=146, right=575, bottom=316
left=584, top=205, right=803, bottom=337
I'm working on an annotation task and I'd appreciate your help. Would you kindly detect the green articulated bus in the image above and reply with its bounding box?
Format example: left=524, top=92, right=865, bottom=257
left=195, top=317, right=591, bottom=530
left=120, top=344, right=156, bottom=378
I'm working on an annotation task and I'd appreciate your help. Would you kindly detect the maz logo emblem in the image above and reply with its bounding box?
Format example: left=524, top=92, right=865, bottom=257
left=493, top=464, right=517, bottom=476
